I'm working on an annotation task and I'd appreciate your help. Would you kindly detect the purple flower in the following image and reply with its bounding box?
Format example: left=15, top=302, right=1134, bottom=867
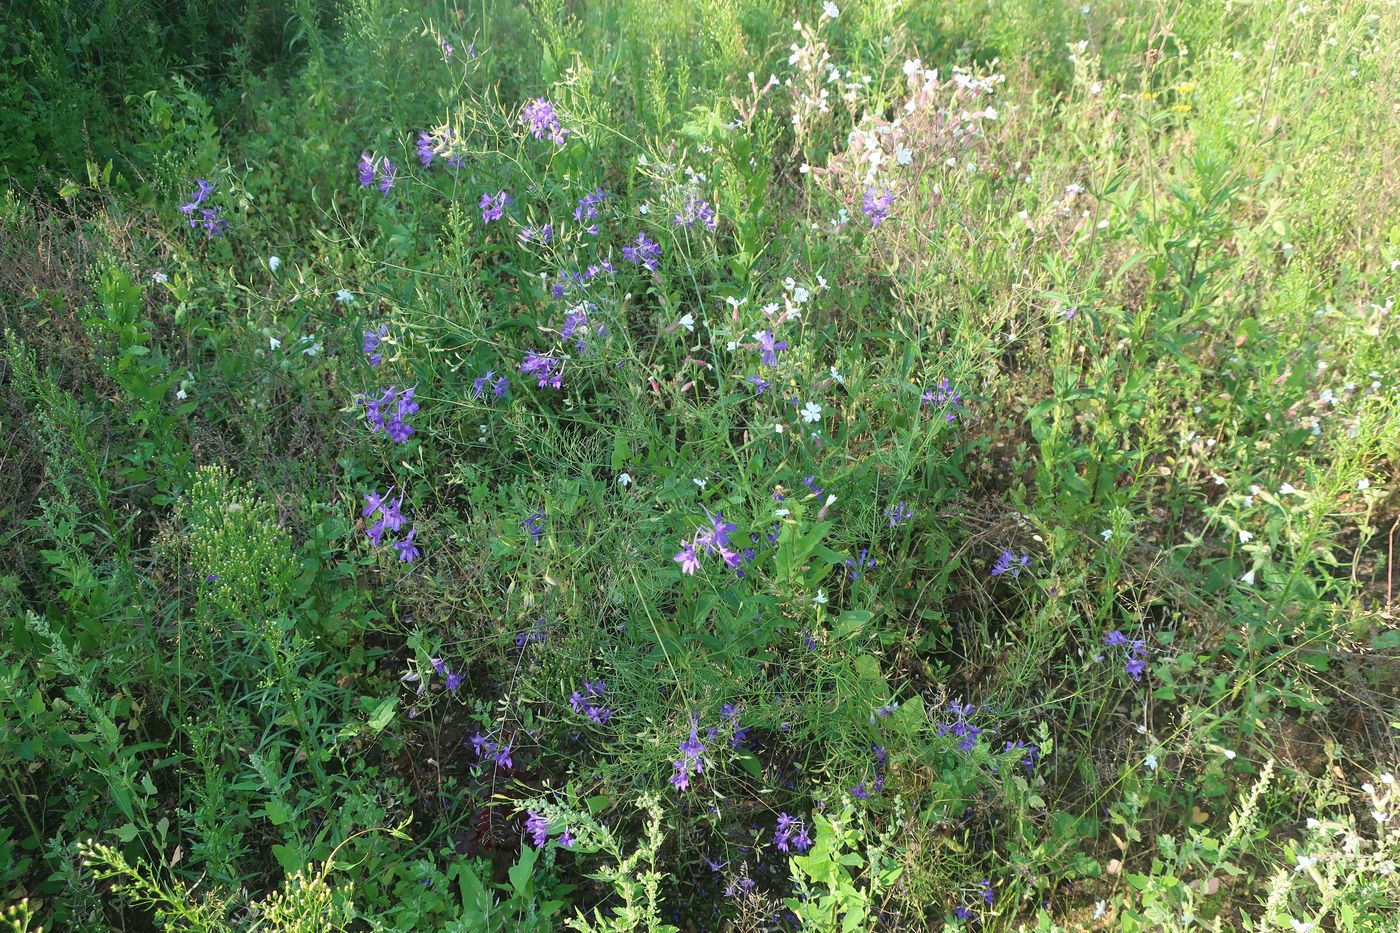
left=979, top=879, right=995, bottom=905
left=674, top=194, right=717, bottom=231
left=922, top=377, right=964, bottom=423
left=574, top=187, right=609, bottom=233
left=363, top=324, right=389, bottom=367
left=862, top=186, right=895, bottom=227
left=670, top=757, right=695, bottom=790
left=358, top=153, right=375, bottom=187
left=493, top=744, right=514, bottom=770
left=953, top=906, right=973, bottom=920
left=747, top=375, right=771, bottom=394
left=755, top=330, right=787, bottom=367
left=679, top=726, right=706, bottom=760
left=416, top=132, right=436, bottom=167
left=525, top=811, right=549, bottom=847
left=362, top=488, right=386, bottom=519
left=470, top=733, right=494, bottom=757
left=621, top=232, right=662, bottom=272
left=379, top=497, right=405, bottom=532
left=480, top=190, right=512, bottom=223
left=844, top=548, right=877, bottom=582
left=886, top=501, right=914, bottom=527
left=377, top=159, right=397, bottom=194
left=773, top=813, right=812, bottom=854
left=521, top=98, right=569, bottom=145
left=1126, top=655, right=1147, bottom=680
left=518, top=349, right=562, bottom=389
left=518, top=223, right=554, bottom=244
left=990, top=549, right=1030, bottom=578
left=558, top=827, right=575, bottom=848
left=445, top=670, right=464, bottom=692
left=394, top=527, right=421, bottom=563
left=440, top=38, right=453, bottom=60
left=363, top=385, right=419, bottom=443
left=522, top=508, right=546, bottom=543
left=674, top=541, right=699, bottom=575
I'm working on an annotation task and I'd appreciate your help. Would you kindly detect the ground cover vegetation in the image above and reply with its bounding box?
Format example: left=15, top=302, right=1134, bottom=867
left=1, top=0, right=1398, bottom=929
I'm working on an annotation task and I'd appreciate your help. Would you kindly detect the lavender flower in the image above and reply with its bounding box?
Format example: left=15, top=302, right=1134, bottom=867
left=518, top=223, right=554, bottom=244
left=363, top=324, right=389, bottom=367
left=521, top=98, right=569, bottom=145
left=674, top=194, right=717, bottom=231
left=990, top=549, right=1029, bottom=578
left=885, top=501, right=914, bottom=527
left=773, top=813, right=813, bottom=854
left=844, top=548, right=877, bottom=581
left=518, top=349, right=562, bottom=389
left=376, top=158, right=397, bottom=194
left=394, top=527, right=420, bottom=563
left=921, top=377, right=964, bottom=423
left=440, top=38, right=453, bottom=61
left=621, top=232, right=662, bottom=271
left=755, top=330, right=787, bottom=367
left=480, top=190, right=512, bottom=223
left=569, top=680, right=612, bottom=724
left=862, top=186, right=895, bottom=227
left=573, top=187, right=609, bottom=233
left=937, top=700, right=985, bottom=753
left=358, top=153, right=375, bottom=187
left=525, top=811, right=549, bottom=847
left=416, top=132, right=436, bottom=167
left=1103, top=630, right=1150, bottom=681
left=522, top=508, right=546, bottom=543
left=493, top=744, right=514, bottom=770
left=674, top=541, right=700, bottom=575
left=445, top=670, right=464, bottom=692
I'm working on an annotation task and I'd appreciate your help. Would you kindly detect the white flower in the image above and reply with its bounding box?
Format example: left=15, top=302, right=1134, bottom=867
left=679, top=313, right=695, bottom=333
left=1241, top=570, right=1256, bottom=586
left=336, top=289, right=355, bottom=303
left=813, top=590, right=828, bottom=605
left=638, top=202, right=649, bottom=215
left=151, top=271, right=168, bottom=283
left=618, top=472, right=633, bottom=487
left=1101, top=529, right=1113, bottom=540
left=1294, top=854, right=1316, bottom=872
left=775, top=508, right=791, bottom=518
left=268, top=256, right=281, bottom=273
left=1357, top=478, right=1371, bottom=490
left=1279, top=483, right=1298, bottom=495
left=801, top=401, right=823, bottom=423
left=1290, top=920, right=1314, bottom=933
left=1239, top=530, right=1254, bottom=543
left=175, top=386, right=187, bottom=400
left=269, top=336, right=282, bottom=351
left=830, top=367, right=845, bottom=384
left=1144, top=753, right=1158, bottom=771
left=725, top=296, right=747, bottom=310
left=822, top=1, right=839, bottom=18
left=692, top=477, right=707, bottom=489
left=895, top=145, right=913, bottom=165
left=1373, top=809, right=1389, bottom=824
left=774, top=423, right=785, bottom=434
left=1093, top=901, right=1107, bottom=920
left=300, top=336, right=322, bottom=357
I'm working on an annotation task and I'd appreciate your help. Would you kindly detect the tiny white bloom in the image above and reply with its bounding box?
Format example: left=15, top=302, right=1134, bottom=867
left=638, top=202, right=649, bottom=214
left=269, top=336, right=282, bottom=351
left=1101, top=529, right=1113, bottom=540
left=1279, top=483, right=1298, bottom=495
left=268, top=256, right=281, bottom=273
left=151, top=271, right=168, bottom=283
left=693, top=477, right=707, bottom=489
left=1241, top=570, right=1256, bottom=585
left=679, top=313, right=695, bottom=333
left=175, top=386, right=187, bottom=400
left=1357, top=478, right=1370, bottom=490
left=1093, top=901, right=1107, bottom=920
left=774, top=422, right=785, bottom=434
left=1239, top=530, right=1254, bottom=543
left=1373, top=809, right=1388, bottom=824
left=618, top=472, right=633, bottom=487
left=1144, top=753, right=1158, bottom=771
left=775, top=508, right=790, bottom=518
left=1294, top=854, right=1316, bottom=872
left=813, top=590, right=828, bottom=605
left=301, top=337, right=321, bottom=357
left=801, top=401, right=823, bottom=423
left=1290, top=920, right=1314, bottom=933
left=336, top=289, right=355, bottom=303
left=830, top=366, right=845, bottom=384
left=824, top=494, right=837, bottom=508
left=822, top=1, right=839, bottom=18
left=896, top=145, right=913, bottom=165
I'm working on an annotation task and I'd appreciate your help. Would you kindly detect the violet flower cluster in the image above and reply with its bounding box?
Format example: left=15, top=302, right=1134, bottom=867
left=885, top=501, right=915, bottom=527
left=518, top=349, right=562, bottom=389
left=990, top=549, right=1030, bottom=578
left=674, top=193, right=717, bottom=231
left=570, top=680, right=612, bottom=724
left=622, top=231, right=662, bottom=271
left=363, top=385, right=419, bottom=443
left=1103, top=630, right=1150, bottom=680
left=844, top=548, right=877, bottom=581
left=773, top=812, right=813, bottom=854
left=521, top=98, right=569, bottom=145
left=472, top=370, right=510, bottom=400
left=862, top=186, right=895, bottom=227
left=430, top=656, right=464, bottom=693
left=362, top=324, right=389, bottom=367
left=480, top=190, right=512, bottom=223
left=937, top=700, right=985, bottom=753
left=669, top=725, right=706, bottom=791
left=178, top=179, right=229, bottom=238
left=525, top=810, right=575, bottom=848
left=358, top=152, right=396, bottom=194
left=573, top=187, right=609, bottom=234
left=470, top=732, right=514, bottom=770
left=674, top=510, right=741, bottom=575
left=921, top=377, right=964, bottom=423
left=362, top=489, right=420, bottom=563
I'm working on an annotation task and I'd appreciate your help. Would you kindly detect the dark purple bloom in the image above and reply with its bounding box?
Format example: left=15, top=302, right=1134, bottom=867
left=885, top=501, right=914, bottom=527
left=470, top=732, right=494, bottom=757
left=990, top=549, right=1030, bottom=578
left=394, top=527, right=420, bottom=563
left=522, top=98, right=569, bottom=144
left=844, top=548, right=877, bottom=582
left=522, top=508, right=546, bottom=543
left=440, top=38, right=453, bottom=60
left=621, top=232, right=662, bottom=272
left=862, top=186, right=895, bottom=227
left=377, top=158, right=397, bottom=194
left=1103, top=630, right=1129, bottom=647
left=674, top=193, right=717, bottom=231
left=493, top=744, right=513, bottom=770
left=979, top=879, right=995, bottom=905
left=518, top=223, right=554, bottom=244
left=525, top=811, right=549, bottom=847
left=358, top=153, right=375, bottom=187
left=573, top=187, right=609, bottom=232
left=755, top=330, right=787, bottom=367
left=558, top=827, right=575, bottom=848
left=747, top=374, right=771, bottom=394
left=416, top=132, right=436, bottom=167
left=480, top=190, right=512, bottom=223
left=445, top=670, right=464, bottom=692
left=518, top=349, right=562, bottom=389
left=773, top=813, right=812, bottom=854
left=362, top=488, right=386, bottom=519
left=363, top=324, right=389, bottom=366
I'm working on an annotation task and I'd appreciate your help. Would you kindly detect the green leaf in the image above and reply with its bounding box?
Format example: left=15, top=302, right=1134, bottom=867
left=366, top=695, right=398, bottom=732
